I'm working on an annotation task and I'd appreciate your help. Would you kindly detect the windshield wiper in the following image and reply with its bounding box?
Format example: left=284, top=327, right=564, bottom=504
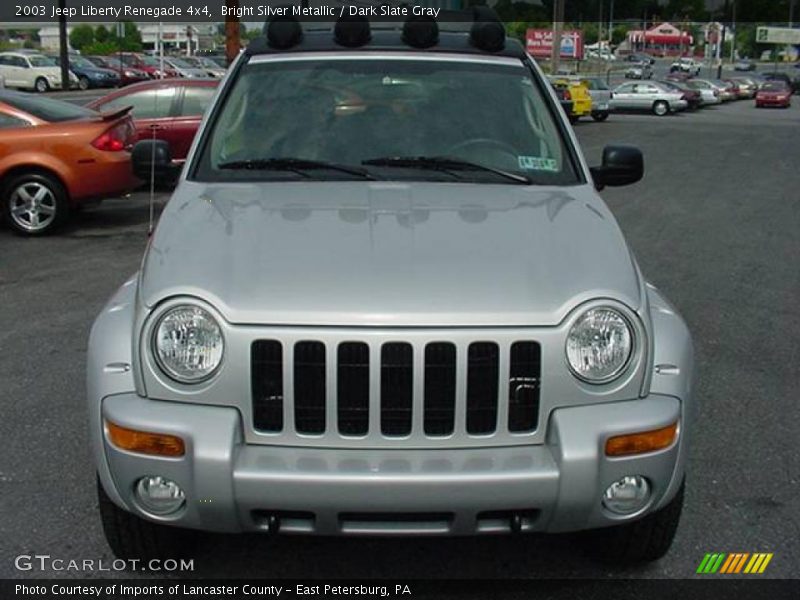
left=218, top=158, right=375, bottom=180
left=361, top=156, right=532, bottom=185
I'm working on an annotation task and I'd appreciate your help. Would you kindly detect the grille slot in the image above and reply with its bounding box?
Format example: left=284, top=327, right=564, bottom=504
left=337, top=342, right=369, bottom=436
left=294, top=341, right=326, bottom=434
left=508, top=342, right=541, bottom=433
left=381, top=342, right=413, bottom=436
left=424, top=342, right=457, bottom=436
left=466, top=342, right=499, bottom=435
left=251, top=340, right=283, bottom=432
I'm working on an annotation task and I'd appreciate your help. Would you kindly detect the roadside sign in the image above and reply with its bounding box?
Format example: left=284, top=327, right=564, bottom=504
left=526, top=29, right=584, bottom=60
left=756, top=27, right=800, bottom=45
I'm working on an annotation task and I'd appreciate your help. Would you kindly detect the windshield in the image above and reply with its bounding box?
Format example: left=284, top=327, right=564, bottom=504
left=762, top=83, right=788, bottom=91
left=70, top=56, right=95, bottom=69
left=28, top=55, right=57, bottom=67
left=169, top=58, right=193, bottom=69
left=195, top=57, right=578, bottom=185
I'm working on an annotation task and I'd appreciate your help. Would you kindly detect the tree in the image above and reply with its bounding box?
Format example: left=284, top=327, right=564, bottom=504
left=95, top=25, right=110, bottom=43
left=120, top=21, right=143, bottom=51
left=69, top=24, right=95, bottom=51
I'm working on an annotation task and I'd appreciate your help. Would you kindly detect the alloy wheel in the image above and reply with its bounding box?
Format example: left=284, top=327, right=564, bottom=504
left=9, top=182, right=57, bottom=232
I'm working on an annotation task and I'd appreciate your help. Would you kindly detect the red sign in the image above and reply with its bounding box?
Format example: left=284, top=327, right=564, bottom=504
left=526, top=29, right=584, bottom=60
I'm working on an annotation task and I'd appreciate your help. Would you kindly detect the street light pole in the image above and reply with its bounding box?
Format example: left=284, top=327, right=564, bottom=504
left=224, top=0, right=241, bottom=66
left=550, top=0, right=564, bottom=73
left=58, top=0, right=69, bottom=90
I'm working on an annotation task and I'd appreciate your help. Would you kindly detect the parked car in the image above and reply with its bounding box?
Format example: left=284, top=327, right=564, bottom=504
left=669, top=57, right=702, bottom=76
left=664, top=71, right=692, bottom=83
left=733, top=59, right=756, bottom=72
left=625, top=52, right=655, bottom=64
left=625, top=62, right=653, bottom=80
left=87, top=79, right=219, bottom=164
left=0, top=52, right=78, bottom=92
left=755, top=81, right=792, bottom=108
left=551, top=83, right=574, bottom=118
left=684, top=80, right=722, bottom=105
left=761, top=71, right=800, bottom=94
left=89, top=12, right=693, bottom=566
left=48, top=53, right=120, bottom=90
left=580, top=76, right=614, bottom=121
left=0, top=91, right=137, bottom=235
left=182, top=56, right=227, bottom=78
left=611, top=81, right=688, bottom=115
left=658, top=80, right=703, bottom=110
left=86, top=56, right=150, bottom=86
left=690, top=78, right=733, bottom=102
left=119, top=53, right=179, bottom=79
left=725, top=77, right=756, bottom=99
left=709, top=79, right=738, bottom=101
left=549, top=77, right=592, bottom=122
left=161, top=57, right=212, bottom=79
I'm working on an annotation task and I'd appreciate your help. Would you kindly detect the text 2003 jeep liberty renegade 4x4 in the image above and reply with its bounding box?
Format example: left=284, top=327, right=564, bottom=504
left=88, top=10, right=694, bottom=566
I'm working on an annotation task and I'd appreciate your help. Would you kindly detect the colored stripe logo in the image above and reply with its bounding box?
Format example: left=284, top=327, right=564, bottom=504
left=696, top=553, right=773, bottom=574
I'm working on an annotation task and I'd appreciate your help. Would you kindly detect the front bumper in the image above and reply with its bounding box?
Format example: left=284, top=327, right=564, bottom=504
left=98, top=393, right=684, bottom=536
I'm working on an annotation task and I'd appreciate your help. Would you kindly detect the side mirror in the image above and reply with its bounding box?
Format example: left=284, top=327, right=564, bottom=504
left=131, top=140, right=179, bottom=182
left=590, top=145, right=643, bottom=190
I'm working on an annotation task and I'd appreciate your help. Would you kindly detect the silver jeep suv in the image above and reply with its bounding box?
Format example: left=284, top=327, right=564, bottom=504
left=88, top=11, right=694, bottom=566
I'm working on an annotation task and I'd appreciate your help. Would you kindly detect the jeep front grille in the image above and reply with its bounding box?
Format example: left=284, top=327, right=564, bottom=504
left=252, top=338, right=541, bottom=446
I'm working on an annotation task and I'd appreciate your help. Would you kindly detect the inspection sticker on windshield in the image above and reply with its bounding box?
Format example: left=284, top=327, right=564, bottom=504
left=518, top=156, right=558, bottom=172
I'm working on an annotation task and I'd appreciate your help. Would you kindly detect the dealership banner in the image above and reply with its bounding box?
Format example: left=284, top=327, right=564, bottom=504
left=2, top=579, right=799, bottom=600
left=525, top=28, right=583, bottom=60
left=3, top=1, right=467, bottom=23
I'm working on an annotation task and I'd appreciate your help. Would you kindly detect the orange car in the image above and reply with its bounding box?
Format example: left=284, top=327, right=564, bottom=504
left=0, top=90, right=139, bottom=235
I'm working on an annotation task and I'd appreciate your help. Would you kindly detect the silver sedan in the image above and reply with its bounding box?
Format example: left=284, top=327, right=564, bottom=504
left=611, top=81, right=689, bottom=116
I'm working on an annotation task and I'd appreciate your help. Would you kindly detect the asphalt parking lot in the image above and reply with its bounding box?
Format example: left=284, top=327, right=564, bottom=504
left=1, top=94, right=798, bottom=581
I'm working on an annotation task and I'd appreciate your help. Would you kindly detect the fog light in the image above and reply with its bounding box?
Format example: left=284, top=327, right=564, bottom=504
left=134, top=476, right=186, bottom=516
left=602, top=475, right=650, bottom=515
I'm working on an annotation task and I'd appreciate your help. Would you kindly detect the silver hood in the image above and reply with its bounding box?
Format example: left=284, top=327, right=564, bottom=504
left=140, top=181, right=641, bottom=327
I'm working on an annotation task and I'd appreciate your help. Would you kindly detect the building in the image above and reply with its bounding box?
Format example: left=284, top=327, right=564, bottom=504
left=626, top=22, right=694, bottom=56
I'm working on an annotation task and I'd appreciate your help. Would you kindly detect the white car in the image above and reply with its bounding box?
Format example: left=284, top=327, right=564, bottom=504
left=670, top=57, right=702, bottom=76
left=0, top=52, right=78, bottom=92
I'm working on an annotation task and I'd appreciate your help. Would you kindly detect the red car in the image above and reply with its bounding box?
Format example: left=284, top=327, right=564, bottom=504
left=755, top=82, right=792, bottom=108
left=0, top=90, right=138, bottom=235
left=86, top=56, right=150, bottom=86
left=87, top=79, right=219, bottom=164
left=119, top=53, right=179, bottom=79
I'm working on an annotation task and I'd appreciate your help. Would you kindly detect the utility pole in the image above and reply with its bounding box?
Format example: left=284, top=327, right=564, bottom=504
left=598, top=0, right=604, bottom=46
left=550, top=0, right=564, bottom=73
left=608, top=0, right=615, bottom=44
left=730, top=0, right=736, bottom=63
left=58, top=0, right=69, bottom=91
left=225, top=0, right=241, bottom=66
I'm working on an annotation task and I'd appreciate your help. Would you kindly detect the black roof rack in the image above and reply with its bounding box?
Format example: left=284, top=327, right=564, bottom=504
left=246, top=8, right=526, bottom=60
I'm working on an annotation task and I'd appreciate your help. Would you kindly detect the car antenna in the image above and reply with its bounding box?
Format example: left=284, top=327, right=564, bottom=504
left=148, top=124, right=156, bottom=237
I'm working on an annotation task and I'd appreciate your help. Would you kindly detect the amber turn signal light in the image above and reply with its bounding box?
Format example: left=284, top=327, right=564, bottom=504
left=106, top=420, right=185, bottom=457
left=605, top=422, right=678, bottom=457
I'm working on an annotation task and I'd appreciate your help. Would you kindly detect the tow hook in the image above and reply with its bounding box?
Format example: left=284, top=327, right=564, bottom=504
left=510, top=513, right=522, bottom=534
left=267, top=514, right=280, bottom=534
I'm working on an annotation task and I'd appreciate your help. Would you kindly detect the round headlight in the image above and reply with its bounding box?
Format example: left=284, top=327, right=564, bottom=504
left=566, top=307, right=633, bottom=383
left=153, top=305, right=224, bottom=383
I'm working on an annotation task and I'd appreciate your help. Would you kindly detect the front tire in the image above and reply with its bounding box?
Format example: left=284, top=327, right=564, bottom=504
left=583, top=480, right=685, bottom=565
left=592, top=112, right=609, bottom=122
left=653, top=100, right=670, bottom=116
left=78, top=76, right=90, bottom=91
left=97, top=476, right=197, bottom=565
left=34, top=77, right=49, bottom=93
left=2, top=172, right=68, bottom=235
